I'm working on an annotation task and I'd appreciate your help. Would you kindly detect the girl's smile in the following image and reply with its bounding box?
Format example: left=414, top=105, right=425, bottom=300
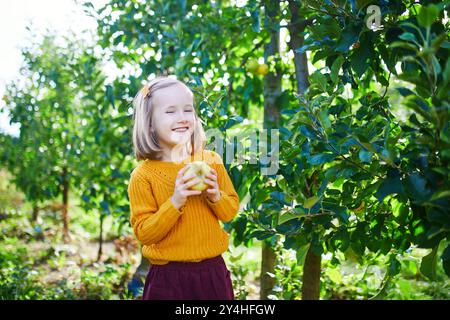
left=172, top=126, right=190, bottom=133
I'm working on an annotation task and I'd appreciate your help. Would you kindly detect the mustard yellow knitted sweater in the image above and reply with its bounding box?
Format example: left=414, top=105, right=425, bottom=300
left=127, top=149, right=240, bottom=265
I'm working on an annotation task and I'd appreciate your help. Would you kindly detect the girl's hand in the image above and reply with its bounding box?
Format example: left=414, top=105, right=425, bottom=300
left=171, top=166, right=202, bottom=210
left=204, top=169, right=221, bottom=203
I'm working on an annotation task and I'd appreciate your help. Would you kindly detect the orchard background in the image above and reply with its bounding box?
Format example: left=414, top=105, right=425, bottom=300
left=1, top=0, right=449, bottom=300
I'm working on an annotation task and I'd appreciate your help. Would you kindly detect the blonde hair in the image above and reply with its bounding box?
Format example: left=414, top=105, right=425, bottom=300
left=132, top=77, right=206, bottom=161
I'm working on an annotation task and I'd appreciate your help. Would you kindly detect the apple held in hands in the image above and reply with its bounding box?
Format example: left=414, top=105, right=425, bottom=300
left=183, top=161, right=212, bottom=191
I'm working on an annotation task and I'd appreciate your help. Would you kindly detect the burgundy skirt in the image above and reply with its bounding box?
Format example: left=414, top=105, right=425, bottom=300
left=142, top=255, right=234, bottom=300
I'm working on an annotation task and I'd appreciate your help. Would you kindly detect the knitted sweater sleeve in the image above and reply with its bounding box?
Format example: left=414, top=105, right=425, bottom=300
left=127, top=171, right=182, bottom=245
left=205, top=152, right=240, bottom=223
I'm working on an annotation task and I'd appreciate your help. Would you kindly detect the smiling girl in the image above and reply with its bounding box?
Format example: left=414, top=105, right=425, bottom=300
left=127, top=77, right=239, bottom=300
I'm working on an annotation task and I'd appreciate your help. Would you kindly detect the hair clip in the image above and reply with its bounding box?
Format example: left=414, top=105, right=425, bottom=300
left=141, top=85, right=150, bottom=98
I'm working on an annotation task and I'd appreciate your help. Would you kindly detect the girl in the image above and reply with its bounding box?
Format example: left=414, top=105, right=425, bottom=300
left=127, top=77, right=240, bottom=300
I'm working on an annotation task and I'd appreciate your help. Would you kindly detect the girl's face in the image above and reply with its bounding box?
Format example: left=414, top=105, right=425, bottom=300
left=151, top=83, right=197, bottom=149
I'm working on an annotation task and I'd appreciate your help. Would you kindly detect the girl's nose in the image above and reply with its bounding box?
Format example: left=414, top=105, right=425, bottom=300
left=176, top=110, right=189, bottom=122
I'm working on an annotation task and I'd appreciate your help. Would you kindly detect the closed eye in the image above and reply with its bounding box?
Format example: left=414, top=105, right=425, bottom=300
left=184, top=109, right=193, bottom=112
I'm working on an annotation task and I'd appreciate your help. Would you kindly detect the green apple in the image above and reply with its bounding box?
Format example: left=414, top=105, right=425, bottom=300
left=247, top=60, right=259, bottom=74
left=256, top=63, right=269, bottom=76
left=183, top=161, right=212, bottom=191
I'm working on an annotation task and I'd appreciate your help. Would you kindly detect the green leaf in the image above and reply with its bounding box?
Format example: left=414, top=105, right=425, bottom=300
left=359, top=141, right=377, bottom=153
left=308, top=153, right=335, bottom=165
left=310, top=17, right=341, bottom=39
left=251, top=230, right=273, bottom=240
left=310, top=71, right=328, bottom=92
left=330, top=56, right=345, bottom=84
left=431, top=55, right=441, bottom=75
left=420, top=246, right=438, bottom=280
left=404, top=172, right=430, bottom=202
left=380, top=148, right=395, bottom=165
left=429, top=190, right=450, bottom=202
left=295, top=43, right=318, bottom=54
left=224, top=115, right=243, bottom=129
left=403, top=96, right=434, bottom=122
left=270, top=191, right=290, bottom=206
left=350, top=32, right=373, bottom=77
left=358, top=149, right=373, bottom=163
left=417, top=4, right=440, bottom=28
left=300, top=125, right=317, bottom=140
left=229, top=252, right=244, bottom=263
left=279, top=127, right=292, bottom=139
left=304, top=196, right=320, bottom=209
left=333, top=206, right=350, bottom=224
left=350, top=49, right=371, bottom=78
left=431, top=33, right=447, bottom=51
left=389, top=41, right=419, bottom=52
left=397, top=279, right=412, bottom=298
left=319, top=109, right=332, bottom=131
left=399, top=32, right=419, bottom=44
left=376, top=177, right=404, bottom=203
left=296, top=244, right=309, bottom=265
left=275, top=218, right=303, bottom=234
left=278, top=212, right=300, bottom=225
left=388, top=254, right=401, bottom=277
left=335, top=24, right=359, bottom=52
left=351, top=50, right=370, bottom=78
left=327, top=268, right=343, bottom=284
left=396, top=87, right=415, bottom=97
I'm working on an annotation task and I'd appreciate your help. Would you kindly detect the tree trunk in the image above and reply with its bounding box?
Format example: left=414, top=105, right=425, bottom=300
left=288, top=0, right=323, bottom=300
left=260, top=241, right=277, bottom=299
left=97, top=214, right=104, bottom=261
left=62, top=166, right=70, bottom=243
left=31, top=203, right=39, bottom=222
left=301, top=246, right=322, bottom=299
left=288, top=0, right=310, bottom=95
left=260, top=0, right=281, bottom=300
